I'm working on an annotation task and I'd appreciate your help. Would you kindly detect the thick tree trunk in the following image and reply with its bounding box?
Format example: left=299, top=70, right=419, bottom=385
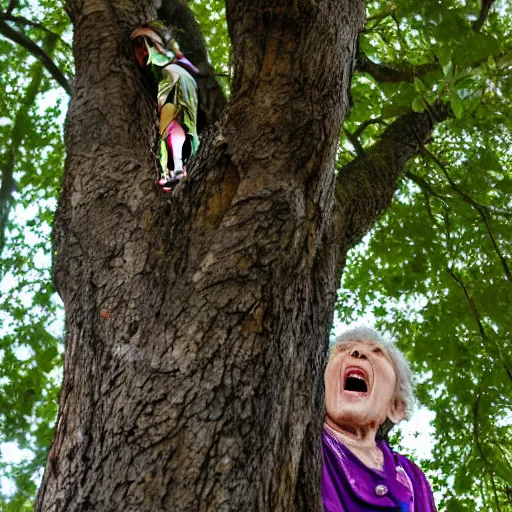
left=36, top=1, right=366, bottom=510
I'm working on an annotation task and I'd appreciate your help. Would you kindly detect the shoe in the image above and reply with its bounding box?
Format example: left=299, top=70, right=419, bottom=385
left=158, top=175, right=170, bottom=187
left=158, top=167, right=188, bottom=191
left=161, top=169, right=185, bottom=188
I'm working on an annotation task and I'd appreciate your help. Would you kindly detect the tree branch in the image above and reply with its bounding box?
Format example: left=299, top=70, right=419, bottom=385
left=447, top=268, right=487, bottom=338
left=405, top=170, right=449, bottom=204
left=5, top=0, right=18, bottom=15
left=335, top=103, right=449, bottom=247
left=0, top=13, right=72, bottom=50
left=0, top=20, right=72, bottom=95
left=0, top=33, right=60, bottom=259
left=343, top=127, right=364, bottom=156
left=356, top=50, right=439, bottom=83
left=473, top=0, right=497, bottom=32
left=353, top=117, right=387, bottom=138
left=358, top=0, right=496, bottom=85
left=343, top=118, right=388, bottom=156
left=424, top=149, right=512, bottom=283
left=158, top=0, right=228, bottom=128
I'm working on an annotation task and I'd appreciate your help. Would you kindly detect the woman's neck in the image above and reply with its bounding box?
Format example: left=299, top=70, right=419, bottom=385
left=325, top=418, right=384, bottom=470
left=325, top=416, right=378, bottom=449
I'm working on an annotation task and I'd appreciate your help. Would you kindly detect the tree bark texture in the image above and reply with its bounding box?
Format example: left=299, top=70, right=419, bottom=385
left=33, top=0, right=426, bottom=510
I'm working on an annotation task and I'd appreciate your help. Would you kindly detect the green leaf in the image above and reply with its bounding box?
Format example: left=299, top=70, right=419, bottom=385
left=147, top=45, right=173, bottom=67
left=442, top=61, right=453, bottom=80
left=414, top=77, right=426, bottom=94
left=412, top=96, right=425, bottom=113
left=450, top=90, right=463, bottom=119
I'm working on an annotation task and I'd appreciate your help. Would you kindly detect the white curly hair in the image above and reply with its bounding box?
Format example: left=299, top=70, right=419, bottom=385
left=331, top=326, right=415, bottom=422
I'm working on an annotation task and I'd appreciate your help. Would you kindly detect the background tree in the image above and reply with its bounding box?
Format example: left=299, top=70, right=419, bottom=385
left=0, top=0, right=510, bottom=510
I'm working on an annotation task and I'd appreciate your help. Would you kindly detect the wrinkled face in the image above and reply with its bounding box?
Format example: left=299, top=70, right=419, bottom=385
left=325, top=340, right=404, bottom=430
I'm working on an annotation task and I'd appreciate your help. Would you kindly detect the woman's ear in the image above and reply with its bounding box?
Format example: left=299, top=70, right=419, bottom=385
left=387, top=396, right=407, bottom=424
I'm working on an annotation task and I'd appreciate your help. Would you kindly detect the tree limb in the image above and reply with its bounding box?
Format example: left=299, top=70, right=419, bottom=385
left=343, top=127, right=364, bottom=156
left=353, top=117, right=387, bottom=138
left=424, top=149, right=512, bottom=283
left=473, top=0, right=497, bottom=32
left=356, top=49, right=439, bottom=83
left=0, top=33, right=60, bottom=259
left=343, top=118, right=388, bottom=156
left=405, top=170, right=449, bottom=204
left=0, top=20, right=72, bottom=95
left=0, top=13, right=72, bottom=50
left=5, top=0, right=18, bottom=15
left=335, top=103, right=449, bottom=247
left=158, top=0, right=227, bottom=128
left=447, top=268, right=487, bottom=338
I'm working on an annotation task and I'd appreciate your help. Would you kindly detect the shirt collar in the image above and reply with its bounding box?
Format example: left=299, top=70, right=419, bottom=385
left=323, top=427, right=414, bottom=508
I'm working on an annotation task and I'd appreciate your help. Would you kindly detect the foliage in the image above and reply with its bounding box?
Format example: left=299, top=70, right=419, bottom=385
left=0, top=0, right=70, bottom=507
left=0, top=0, right=511, bottom=510
left=188, top=0, right=230, bottom=78
left=338, top=1, right=512, bottom=510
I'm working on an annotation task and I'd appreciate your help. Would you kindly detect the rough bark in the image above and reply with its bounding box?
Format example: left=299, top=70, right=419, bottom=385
left=36, top=0, right=365, bottom=510
left=33, top=0, right=451, bottom=507
left=32, top=0, right=451, bottom=505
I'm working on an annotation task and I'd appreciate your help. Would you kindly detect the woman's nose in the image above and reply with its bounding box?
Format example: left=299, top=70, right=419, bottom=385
left=350, top=349, right=367, bottom=360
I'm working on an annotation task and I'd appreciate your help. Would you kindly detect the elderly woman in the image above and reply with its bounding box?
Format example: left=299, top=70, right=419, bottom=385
left=322, top=327, right=436, bottom=512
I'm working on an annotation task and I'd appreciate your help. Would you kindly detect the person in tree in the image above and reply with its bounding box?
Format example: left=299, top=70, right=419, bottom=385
left=323, top=327, right=436, bottom=512
left=131, top=22, right=199, bottom=192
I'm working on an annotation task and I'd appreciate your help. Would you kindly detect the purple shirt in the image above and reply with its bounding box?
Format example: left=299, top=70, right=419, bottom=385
left=322, top=427, right=436, bottom=512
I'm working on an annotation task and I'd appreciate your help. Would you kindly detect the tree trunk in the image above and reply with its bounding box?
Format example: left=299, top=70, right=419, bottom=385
left=36, top=1, right=367, bottom=510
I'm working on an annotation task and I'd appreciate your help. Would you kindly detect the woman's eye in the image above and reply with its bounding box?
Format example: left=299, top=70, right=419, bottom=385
left=372, top=348, right=382, bottom=353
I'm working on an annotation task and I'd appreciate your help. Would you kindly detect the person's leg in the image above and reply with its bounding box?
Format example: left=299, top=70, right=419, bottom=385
left=158, top=120, right=188, bottom=190
left=168, top=120, right=186, bottom=172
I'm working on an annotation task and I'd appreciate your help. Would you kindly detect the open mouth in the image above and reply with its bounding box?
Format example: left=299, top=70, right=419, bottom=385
left=344, top=368, right=369, bottom=393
